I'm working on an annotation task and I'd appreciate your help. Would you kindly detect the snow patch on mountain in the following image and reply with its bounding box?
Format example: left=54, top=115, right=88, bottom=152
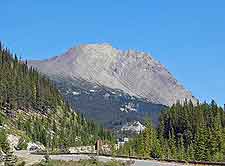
left=120, top=102, right=137, bottom=113
left=72, top=91, right=80, bottom=95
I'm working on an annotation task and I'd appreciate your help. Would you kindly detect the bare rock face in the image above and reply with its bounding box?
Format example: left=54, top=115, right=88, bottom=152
left=29, top=44, right=196, bottom=106
left=121, top=121, right=146, bottom=134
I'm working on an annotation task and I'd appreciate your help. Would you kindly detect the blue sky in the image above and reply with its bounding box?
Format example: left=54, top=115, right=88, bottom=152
left=0, top=0, right=225, bottom=105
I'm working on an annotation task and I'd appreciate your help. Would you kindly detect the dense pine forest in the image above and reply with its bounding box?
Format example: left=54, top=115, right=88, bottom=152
left=0, top=42, right=113, bottom=153
left=119, top=100, right=225, bottom=162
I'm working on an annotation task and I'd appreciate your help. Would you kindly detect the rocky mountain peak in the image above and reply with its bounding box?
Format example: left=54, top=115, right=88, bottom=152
left=28, top=44, right=196, bottom=106
left=79, top=43, right=113, bottom=50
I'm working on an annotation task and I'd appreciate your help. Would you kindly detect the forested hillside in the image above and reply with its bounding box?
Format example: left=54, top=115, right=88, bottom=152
left=0, top=42, right=113, bottom=152
left=119, top=100, right=225, bottom=162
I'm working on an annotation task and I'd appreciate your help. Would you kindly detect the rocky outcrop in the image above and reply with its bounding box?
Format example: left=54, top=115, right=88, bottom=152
left=7, top=135, right=20, bottom=151
left=27, top=142, right=45, bottom=152
left=29, top=44, right=196, bottom=106
left=121, top=121, right=146, bottom=134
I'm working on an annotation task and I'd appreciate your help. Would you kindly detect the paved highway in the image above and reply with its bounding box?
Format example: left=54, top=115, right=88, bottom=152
left=50, top=154, right=186, bottom=166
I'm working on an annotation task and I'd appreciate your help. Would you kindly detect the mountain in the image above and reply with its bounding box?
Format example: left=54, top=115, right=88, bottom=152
left=28, top=44, right=196, bottom=127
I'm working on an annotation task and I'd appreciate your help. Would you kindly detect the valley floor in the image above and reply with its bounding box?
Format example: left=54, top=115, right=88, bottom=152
left=15, top=150, right=189, bottom=166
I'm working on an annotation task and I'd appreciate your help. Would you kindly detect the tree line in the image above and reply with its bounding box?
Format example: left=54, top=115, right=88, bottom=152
left=119, top=100, right=225, bottom=162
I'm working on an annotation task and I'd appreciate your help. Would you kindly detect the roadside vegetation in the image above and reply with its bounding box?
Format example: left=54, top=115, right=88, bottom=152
left=32, top=158, right=133, bottom=166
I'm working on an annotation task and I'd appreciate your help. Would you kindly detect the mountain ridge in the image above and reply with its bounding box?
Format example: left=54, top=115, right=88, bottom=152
left=29, top=43, right=196, bottom=106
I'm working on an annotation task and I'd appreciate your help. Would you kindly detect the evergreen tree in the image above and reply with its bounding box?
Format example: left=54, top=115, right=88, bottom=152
left=187, top=142, right=194, bottom=161
left=177, top=134, right=185, bottom=160
left=168, top=129, right=177, bottom=159
left=0, top=130, right=10, bottom=154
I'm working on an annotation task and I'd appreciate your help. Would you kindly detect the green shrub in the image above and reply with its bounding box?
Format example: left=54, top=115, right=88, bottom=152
left=17, top=138, right=28, bottom=150
left=0, top=129, right=10, bottom=153
left=17, top=161, right=26, bottom=166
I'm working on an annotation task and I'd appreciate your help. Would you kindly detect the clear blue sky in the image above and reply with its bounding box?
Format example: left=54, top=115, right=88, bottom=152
left=1, top=0, right=225, bottom=105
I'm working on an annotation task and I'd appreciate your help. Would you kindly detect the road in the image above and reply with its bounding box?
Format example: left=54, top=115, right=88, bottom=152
left=15, top=150, right=187, bottom=166
left=15, top=150, right=43, bottom=165
left=50, top=154, right=186, bottom=166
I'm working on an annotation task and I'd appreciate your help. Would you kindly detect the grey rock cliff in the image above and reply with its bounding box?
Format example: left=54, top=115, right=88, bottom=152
left=29, top=44, right=196, bottom=106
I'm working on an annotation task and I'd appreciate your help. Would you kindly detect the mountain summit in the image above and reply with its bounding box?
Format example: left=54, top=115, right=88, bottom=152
left=29, top=44, right=195, bottom=106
